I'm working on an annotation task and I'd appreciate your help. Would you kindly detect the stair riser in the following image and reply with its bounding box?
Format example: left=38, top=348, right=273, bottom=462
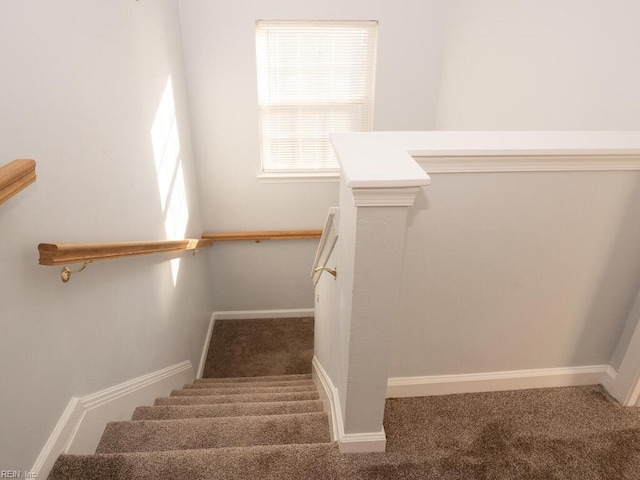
left=171, top=385, right=317, bottom=397
left=154, top=391, right=320, bottom=406
left=132, top=400, right=323, bottom=420
left=184, top=380, right=314, bottom=389
left=97, top=413, right=331, bottom=453
left=195, top=374, right=312, bottom=383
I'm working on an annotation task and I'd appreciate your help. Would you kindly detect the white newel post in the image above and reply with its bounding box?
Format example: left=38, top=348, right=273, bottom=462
left=338, top=184, right=422, bottom=452
left=329, top=132, right=430, bottom=452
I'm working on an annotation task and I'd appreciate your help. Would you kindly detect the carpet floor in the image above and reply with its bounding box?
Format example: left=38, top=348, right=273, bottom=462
left=202, top=317, right=314, bottom=378
left=49, top=317, right=640, bottom=479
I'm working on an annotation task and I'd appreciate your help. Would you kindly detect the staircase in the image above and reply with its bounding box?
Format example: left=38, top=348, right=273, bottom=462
left=49, top=374, right=339, bottom=479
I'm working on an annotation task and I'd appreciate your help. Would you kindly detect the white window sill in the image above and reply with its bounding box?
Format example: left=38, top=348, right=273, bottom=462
left=257, top=172, right=340, bottom=183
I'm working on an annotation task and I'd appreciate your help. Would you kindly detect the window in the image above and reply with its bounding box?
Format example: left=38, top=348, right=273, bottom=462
left=255, top=20, right=378, bottom=179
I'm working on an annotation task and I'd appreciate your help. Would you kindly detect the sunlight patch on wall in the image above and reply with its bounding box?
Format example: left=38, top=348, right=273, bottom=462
left=151, top=77, right=190, bottom=285
left=165, top=163, right=189, bottom=283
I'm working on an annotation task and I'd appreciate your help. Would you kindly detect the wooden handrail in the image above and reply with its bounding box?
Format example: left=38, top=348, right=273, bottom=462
left=38, top=230, right=319, bottom=282
left=38, top=239, right=214, bottom=266
left=0, top=159, right=36, bottom=205
left=202, top=230, right=322, bottom=242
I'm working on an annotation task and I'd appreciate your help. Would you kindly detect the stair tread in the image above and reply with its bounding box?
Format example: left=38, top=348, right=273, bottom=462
left=155, top=391, right=320, bottom=406
left=97, top=412, right=331, bottom=453
left=50, top=443, right=347, bottom=480
left=132, top=400, right=323, bottom=420
left=184, top=379, right=314, bottom=389
left=170, top=384, right=316, bottom=396
left=196, top=373, right=312, bottom=383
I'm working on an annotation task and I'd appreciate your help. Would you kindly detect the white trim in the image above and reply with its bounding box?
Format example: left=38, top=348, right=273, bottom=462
left=351, top=186, right=422, bottom=207
left=78, top=361, right=192, bottom=411
left=332, top=132, right=431, bottom=189
left=609, top=303, right=640, bottom=406
left=196, top=313, right=216, bottom=379
left=31, top=361, right=193, bottom=479
left=30, top=398, right=83, bottom=478
left=213, top=308, right=315, bottom=320
left=338, top=429, right=387, bottom=454
left=602, top=366, right=618, bottom=394
left=257, top=172, right=340, bottom=183
left=414, top=154, right=640, bottom=174
left=387, top=365, right=612, bottom=398
left=312, top=356, right=386, bottom=453
left=312, top=356, right=339, bottom=441
left=332, top=131, right=640, bottom=189
left=611, top=359, right=640, bottom=406
left=629, top=378, right=640, bottom=407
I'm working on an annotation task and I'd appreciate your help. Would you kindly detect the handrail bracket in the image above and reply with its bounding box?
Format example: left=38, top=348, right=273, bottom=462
left=314, top=266, right=337, bottom=279
left=61, top=262, right=91, bottom=283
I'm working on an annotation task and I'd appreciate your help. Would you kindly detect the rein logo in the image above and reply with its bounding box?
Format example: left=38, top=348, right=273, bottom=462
left=0, top=472, right=37, bottom=478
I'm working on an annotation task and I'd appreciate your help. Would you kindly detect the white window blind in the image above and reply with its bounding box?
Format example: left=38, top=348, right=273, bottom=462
left=256, top=20, right=377, bottom=174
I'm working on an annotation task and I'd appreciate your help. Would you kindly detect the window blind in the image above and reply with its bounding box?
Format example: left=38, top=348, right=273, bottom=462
left=256, top=20, right=378, bottom=173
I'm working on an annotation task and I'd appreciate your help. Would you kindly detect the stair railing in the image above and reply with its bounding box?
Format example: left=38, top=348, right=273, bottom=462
left=311, top=207, right=339, bottom=285
left=0, top=159, right=36, bottom=205
left=38, top=239, right=214, bottom=282
left=201, top=230, right=322, bottom=243
left=39, top=230, right=323, bottom=283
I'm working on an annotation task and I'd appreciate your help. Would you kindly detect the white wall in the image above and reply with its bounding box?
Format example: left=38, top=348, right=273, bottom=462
left=178, top=0, right=448, bottom=310
left=436, top=0, right=640, bottom=130
left=0, top=0, right=213, bottom=470
left=424, top=0, right=640, bottom=378
left=390, top=170, right=640, bottom=377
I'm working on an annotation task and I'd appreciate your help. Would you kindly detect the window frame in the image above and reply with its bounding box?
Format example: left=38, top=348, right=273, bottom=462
left=255, top=19, right=378, bottom=182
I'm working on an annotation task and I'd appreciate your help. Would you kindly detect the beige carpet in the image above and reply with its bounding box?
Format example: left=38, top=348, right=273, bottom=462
left=202, top=318, right=314, bottom=378
left=49, top=317, right=640, bottom=479
left=377, top=385, right=640, bottom=479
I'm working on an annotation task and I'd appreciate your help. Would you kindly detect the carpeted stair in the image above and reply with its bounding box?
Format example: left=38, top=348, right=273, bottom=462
left=48, top=373, right=337, bottom=479
left=48, top=316, right=640, bottom=478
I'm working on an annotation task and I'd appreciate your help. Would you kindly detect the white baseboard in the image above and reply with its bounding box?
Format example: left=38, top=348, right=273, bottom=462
left=311, top=356, right=339, bottom=441
left=601, top=366, right=618, bottom=395
left=197, top=313, right=216, bottom=379
left=338, top=429, right=387, bottom=454
left=312, top=356, right=386, bottom=453
left=213, top=308, right=314, bottom=320
left=387, top=365, right=613, bottom=398
left=30, top=398, right=83, bottom=480
left=31, top=361, right=193, bottom=479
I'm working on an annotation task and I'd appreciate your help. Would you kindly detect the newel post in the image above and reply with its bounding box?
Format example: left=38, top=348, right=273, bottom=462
left=330, top=133, right=430, bottom=452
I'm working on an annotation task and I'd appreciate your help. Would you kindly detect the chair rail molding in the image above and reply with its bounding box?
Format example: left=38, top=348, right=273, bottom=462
left=407, top=130, right=640, bottom=173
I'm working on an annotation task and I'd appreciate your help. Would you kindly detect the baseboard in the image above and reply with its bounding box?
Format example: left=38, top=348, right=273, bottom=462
left=30, top=398, right=83, bottom=479
left=31, top=361, right=193, bottom=479
left=213, top=308, right=314, bottom=320
left=601, top=366, right=618, bottom=395
left=387, top=365, right=613, bottom=398
left=311, top=356, right=339, bottom=441
left=338, top=429, right=387, bottom=454
left=196, top=313, right=216, bottom=379
left=312, top=356, right=386, bottom=453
